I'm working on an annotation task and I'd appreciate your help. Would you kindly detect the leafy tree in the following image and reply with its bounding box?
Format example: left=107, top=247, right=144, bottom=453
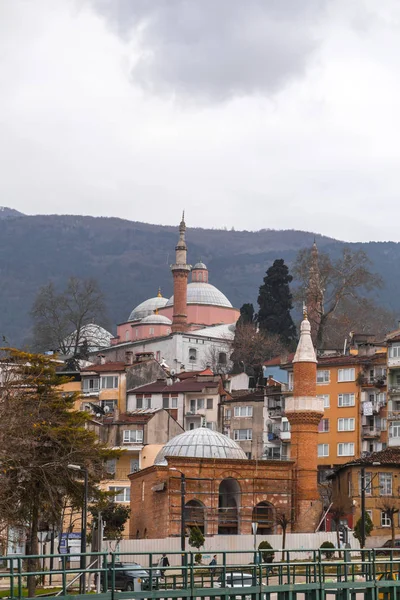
left=90, top=499, right=130, bottom=549
left=31, top=277, right=107, bottom=357
left=353, top=512, right=374, bottom=545
left=293, top=247, right=382, bottom=348
left=188, top=525, right=205, bottom=564
left=0, top=348, right=117, bottom=596
left=237, top=303, right=256, bottom=327
left=257, top=259, right=297, bottom=349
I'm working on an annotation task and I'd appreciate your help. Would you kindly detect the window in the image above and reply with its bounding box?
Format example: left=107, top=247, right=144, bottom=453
left=358, top=472, right=372, bottom=496
left=225, top=409, right=231, bottom=419
left=105, top=459, right=117, bottom=474
left=189, top=348, right=197, bottom=361
left=163, top=396, right=169, bottom=409
left=338, top=443, right=355, bottom=456
left=381, top=511, right=391, bottom=527
left=288, top=372, right=294, bottom=391
left=156, top=351, right=161, bottom=361
left=206, top=421, right=216, bottom=430
left=317, top=394, right=330, bottom=409
left=218, top=352, right=227, bottom=365
left=171, top=396, right=178, bottom=408
left=317, top=370, right=330, bottom=384
left=82, top=378, right=100, bottom=393
left=318, top=444, right=329, bottom=457
left=149, top=327, right=154, bottom=335
left=318, top=419, right=330, bottom=433
left=281, top=420, right=290, bottom=432
left=189, top=399, right=196, bottom=412
left=389, top=421, right=400, bottom=439
left=101, top=400, right=116, bottom=412
left=233, top=429, right=252, bottom=441
left=136, top=396, right=151, bottom=409
left=338, top=393, right=355, bottom=407
left=338, top=368, right=355, bottom=382
left=234, top=406, right=253, bottom=418
left=123, top=430, right=143, bottom=444
left=130, top=458, right=139, bottom=473
left=125, top=331, right=129, bottom=341
left=110, top=486, right=130, bottom=502
left=377, top=392, right=387, bottom=404
left=101, top=376, right=118, bottom=389
left=379, top=473, right=393, bottom=496
left=207, top=398, right=213, bottom=410
left=197, top=398, right=204, bottom=410
left=389, top=344, right=400, bottom=358
left=338, top=418, right=355, bottom=431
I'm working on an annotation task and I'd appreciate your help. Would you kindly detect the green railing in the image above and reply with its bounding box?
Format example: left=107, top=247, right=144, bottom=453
left=1, top=548, right=400, bottom=600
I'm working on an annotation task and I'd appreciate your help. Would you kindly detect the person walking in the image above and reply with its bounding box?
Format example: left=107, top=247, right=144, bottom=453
left=209, top=555, right=217, bottom=575
left=158, top=553, right=170, bottom=577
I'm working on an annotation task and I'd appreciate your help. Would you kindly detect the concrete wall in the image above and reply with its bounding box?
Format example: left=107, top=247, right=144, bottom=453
left=103, top=532, right=359, bottom=567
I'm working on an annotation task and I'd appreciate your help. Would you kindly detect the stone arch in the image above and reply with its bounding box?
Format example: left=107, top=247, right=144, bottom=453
left=252, top=501, right=275, bottom=535
left=185, top=499, right=206, bottom=534
left=218, top=477, right=241, bottom=535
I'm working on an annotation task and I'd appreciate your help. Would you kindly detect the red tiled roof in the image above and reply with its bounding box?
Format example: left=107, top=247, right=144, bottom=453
left=264, top=354, right=295, bottom=366
left=128, top=379, right=220, bottom=394
left=332, top=448, right=400, bottom=475
left=81, top=362, right=126, bottom=373
left=177, top=368, right=214, bottom=380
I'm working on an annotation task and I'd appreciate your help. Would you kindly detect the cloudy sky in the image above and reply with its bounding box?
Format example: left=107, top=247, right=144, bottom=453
left=1, top=0, right=400, bottom=241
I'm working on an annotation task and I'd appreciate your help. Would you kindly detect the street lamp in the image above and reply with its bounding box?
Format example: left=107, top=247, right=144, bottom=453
left=360, top=462, right=380, bottom=549
left=68, top=464, right=89, bottom=594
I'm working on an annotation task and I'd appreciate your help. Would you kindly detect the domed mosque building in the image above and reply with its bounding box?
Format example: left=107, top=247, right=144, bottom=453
left=103, top=214, right=240, bottom=371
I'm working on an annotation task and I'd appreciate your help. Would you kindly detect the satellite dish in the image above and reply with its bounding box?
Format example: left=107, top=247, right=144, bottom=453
left=104, top=406, right=111, bottom=413
left=170, top=369, right=176, bottom=376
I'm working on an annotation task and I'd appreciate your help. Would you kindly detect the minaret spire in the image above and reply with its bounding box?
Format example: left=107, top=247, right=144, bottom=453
left=171, top=213, right=191, bottom=333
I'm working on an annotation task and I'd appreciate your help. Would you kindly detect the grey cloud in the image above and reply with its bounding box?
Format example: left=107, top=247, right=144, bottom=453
left=92, top=0, right=329, bottom=100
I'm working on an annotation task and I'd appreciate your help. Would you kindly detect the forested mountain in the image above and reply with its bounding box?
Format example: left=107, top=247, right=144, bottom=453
left=0, top=211, right=398, bottom=346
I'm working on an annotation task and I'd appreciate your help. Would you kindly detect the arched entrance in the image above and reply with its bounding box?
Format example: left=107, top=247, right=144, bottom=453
left=218, top=478, right=240, bottom=534
left=252, top=502, right=275, bottom=534
left=184, top=499, right=205, bottom=534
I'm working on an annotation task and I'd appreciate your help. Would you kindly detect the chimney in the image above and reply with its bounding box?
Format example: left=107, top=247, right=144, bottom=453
left=96, top=354, right=106, bottom=365
left=125, top=351, right=134, bottom=365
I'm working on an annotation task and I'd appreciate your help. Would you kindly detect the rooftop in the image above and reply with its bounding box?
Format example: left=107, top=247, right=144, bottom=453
left=128, top=378, right=221, bottom=394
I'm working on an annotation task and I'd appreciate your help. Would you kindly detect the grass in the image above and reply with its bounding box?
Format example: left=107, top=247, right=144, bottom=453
left=0, top=587, right=62, bottom=598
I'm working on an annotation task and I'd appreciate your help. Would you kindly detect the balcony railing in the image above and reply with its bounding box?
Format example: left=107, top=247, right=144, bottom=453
left=279, top=430, right=291, bottom=442
left=362, top=426, right=381, bottom=438
left=387, top=411, right=400, bottom=420
left=389, top=387, right=400, bottom=395
left=360, top=376, right=387, bottom=387
left=268, top=406, right=283, bottom=418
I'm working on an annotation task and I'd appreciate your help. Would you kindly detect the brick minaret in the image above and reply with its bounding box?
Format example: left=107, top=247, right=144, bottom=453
left=171, top=213, right=191, bottom=333
left=285, top=308, right=324, bottom=532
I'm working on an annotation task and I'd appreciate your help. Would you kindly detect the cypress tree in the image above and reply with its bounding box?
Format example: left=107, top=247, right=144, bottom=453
left=237, top=303, right=256, bottom=326
left=257, top=259, right=297, bottom=349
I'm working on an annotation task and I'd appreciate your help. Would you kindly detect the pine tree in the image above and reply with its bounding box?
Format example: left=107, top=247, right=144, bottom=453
left=237, top=303, right=256, bottom=327
left=257, top=259, right=297, bottom=349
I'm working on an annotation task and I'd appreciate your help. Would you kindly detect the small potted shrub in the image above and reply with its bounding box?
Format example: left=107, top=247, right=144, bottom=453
left=258, top=541, right=275, bottom=563
left=320, top=541, right=335, bottom=559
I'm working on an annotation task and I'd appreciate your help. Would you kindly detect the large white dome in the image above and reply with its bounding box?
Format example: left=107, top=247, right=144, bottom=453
left=166, top=282, right=232, bottom=308
left=140, top=314, right=172, bottom=325
left=154, top=427, right=247, bottom=465
left=128, top=296, right=168, bottom=321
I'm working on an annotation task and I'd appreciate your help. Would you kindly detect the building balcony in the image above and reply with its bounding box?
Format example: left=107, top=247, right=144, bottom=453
left=280, top=431, right=291, bottom=442
left=362, top=426, right=381, bottom=438
left=360, top=376, right=387, bottom=388
left=388, top=436, right=400, bottom=447
left=389, top=387, right=400, bottom=395
left=185, top=410, right=204, bottom=418
left=268, top=406, right=283, bottom=418
left=388, top=357, right=400, bottom=368
left=387, top=411, right=400, bottom=420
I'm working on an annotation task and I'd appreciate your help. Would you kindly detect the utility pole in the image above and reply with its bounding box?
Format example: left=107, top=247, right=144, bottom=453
left=360, top=466, right=366, bottom=549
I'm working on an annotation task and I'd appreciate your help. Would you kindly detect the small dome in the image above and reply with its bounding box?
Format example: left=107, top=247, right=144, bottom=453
left=140, top=314, right=172, bottom=325
left=63, top=323, right=113, bottom=353
left=129, top=296, right=168, bottom=321
left=154, top=427, right=247, bottom=465
left=166, top=282, right=232, bottom=308
left=193, top=261, right=208, bottom=270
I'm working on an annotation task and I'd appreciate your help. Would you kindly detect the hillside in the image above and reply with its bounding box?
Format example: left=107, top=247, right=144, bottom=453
left=0, top=212, right=399, bottom=347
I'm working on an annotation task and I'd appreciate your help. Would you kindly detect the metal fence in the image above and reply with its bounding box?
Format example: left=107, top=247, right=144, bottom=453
left=1, top=548, right=400, bottom=600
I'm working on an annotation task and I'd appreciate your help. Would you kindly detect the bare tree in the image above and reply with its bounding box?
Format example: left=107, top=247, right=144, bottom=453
left=275, top=510, right=294, bottom=561
left=201, top=342, right=232, bottom=374
left=378, top=499, right=400, bottom=548
left=31, top=277, right=107, bottom=357
left=231, top=323, right=285, bottom=384
left=293, top=247, right=382, bottom=348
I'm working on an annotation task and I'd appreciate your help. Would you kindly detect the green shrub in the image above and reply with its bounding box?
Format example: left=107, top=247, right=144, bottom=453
left=194, top=553, right=202, bottom=564
left=320, top=541, right=335, bottom=559
left=353, top=513, right=374, bottom=543
left=258, top=541, right=275, bottom=563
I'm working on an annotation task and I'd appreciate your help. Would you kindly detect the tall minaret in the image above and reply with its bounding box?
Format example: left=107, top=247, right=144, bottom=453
left=307, top=240, right=324, bottom=347
left=171, top=212, right=191, bottom=333
left=285, top=307, right=324, bottom=532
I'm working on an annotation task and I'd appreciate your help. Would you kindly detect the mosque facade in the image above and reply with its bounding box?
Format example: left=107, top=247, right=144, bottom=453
left=94, top=215, right=240, bottom=372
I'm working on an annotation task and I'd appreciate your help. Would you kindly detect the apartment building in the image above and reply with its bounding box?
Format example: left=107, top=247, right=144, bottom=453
left=330, top=448, right=400, bottom=541
left=220, top=390, right=264, bottom=459
left=283, top=349, right=387, bottom=479
left=386, top=330, right=400, bottom=447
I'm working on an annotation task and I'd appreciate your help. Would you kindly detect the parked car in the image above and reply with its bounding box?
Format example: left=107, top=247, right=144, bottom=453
left=214, top=572, right=262, bottom=599
left=375, top=540, right=400, bottom=556
left=107, top=562, right=161, bottom=591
